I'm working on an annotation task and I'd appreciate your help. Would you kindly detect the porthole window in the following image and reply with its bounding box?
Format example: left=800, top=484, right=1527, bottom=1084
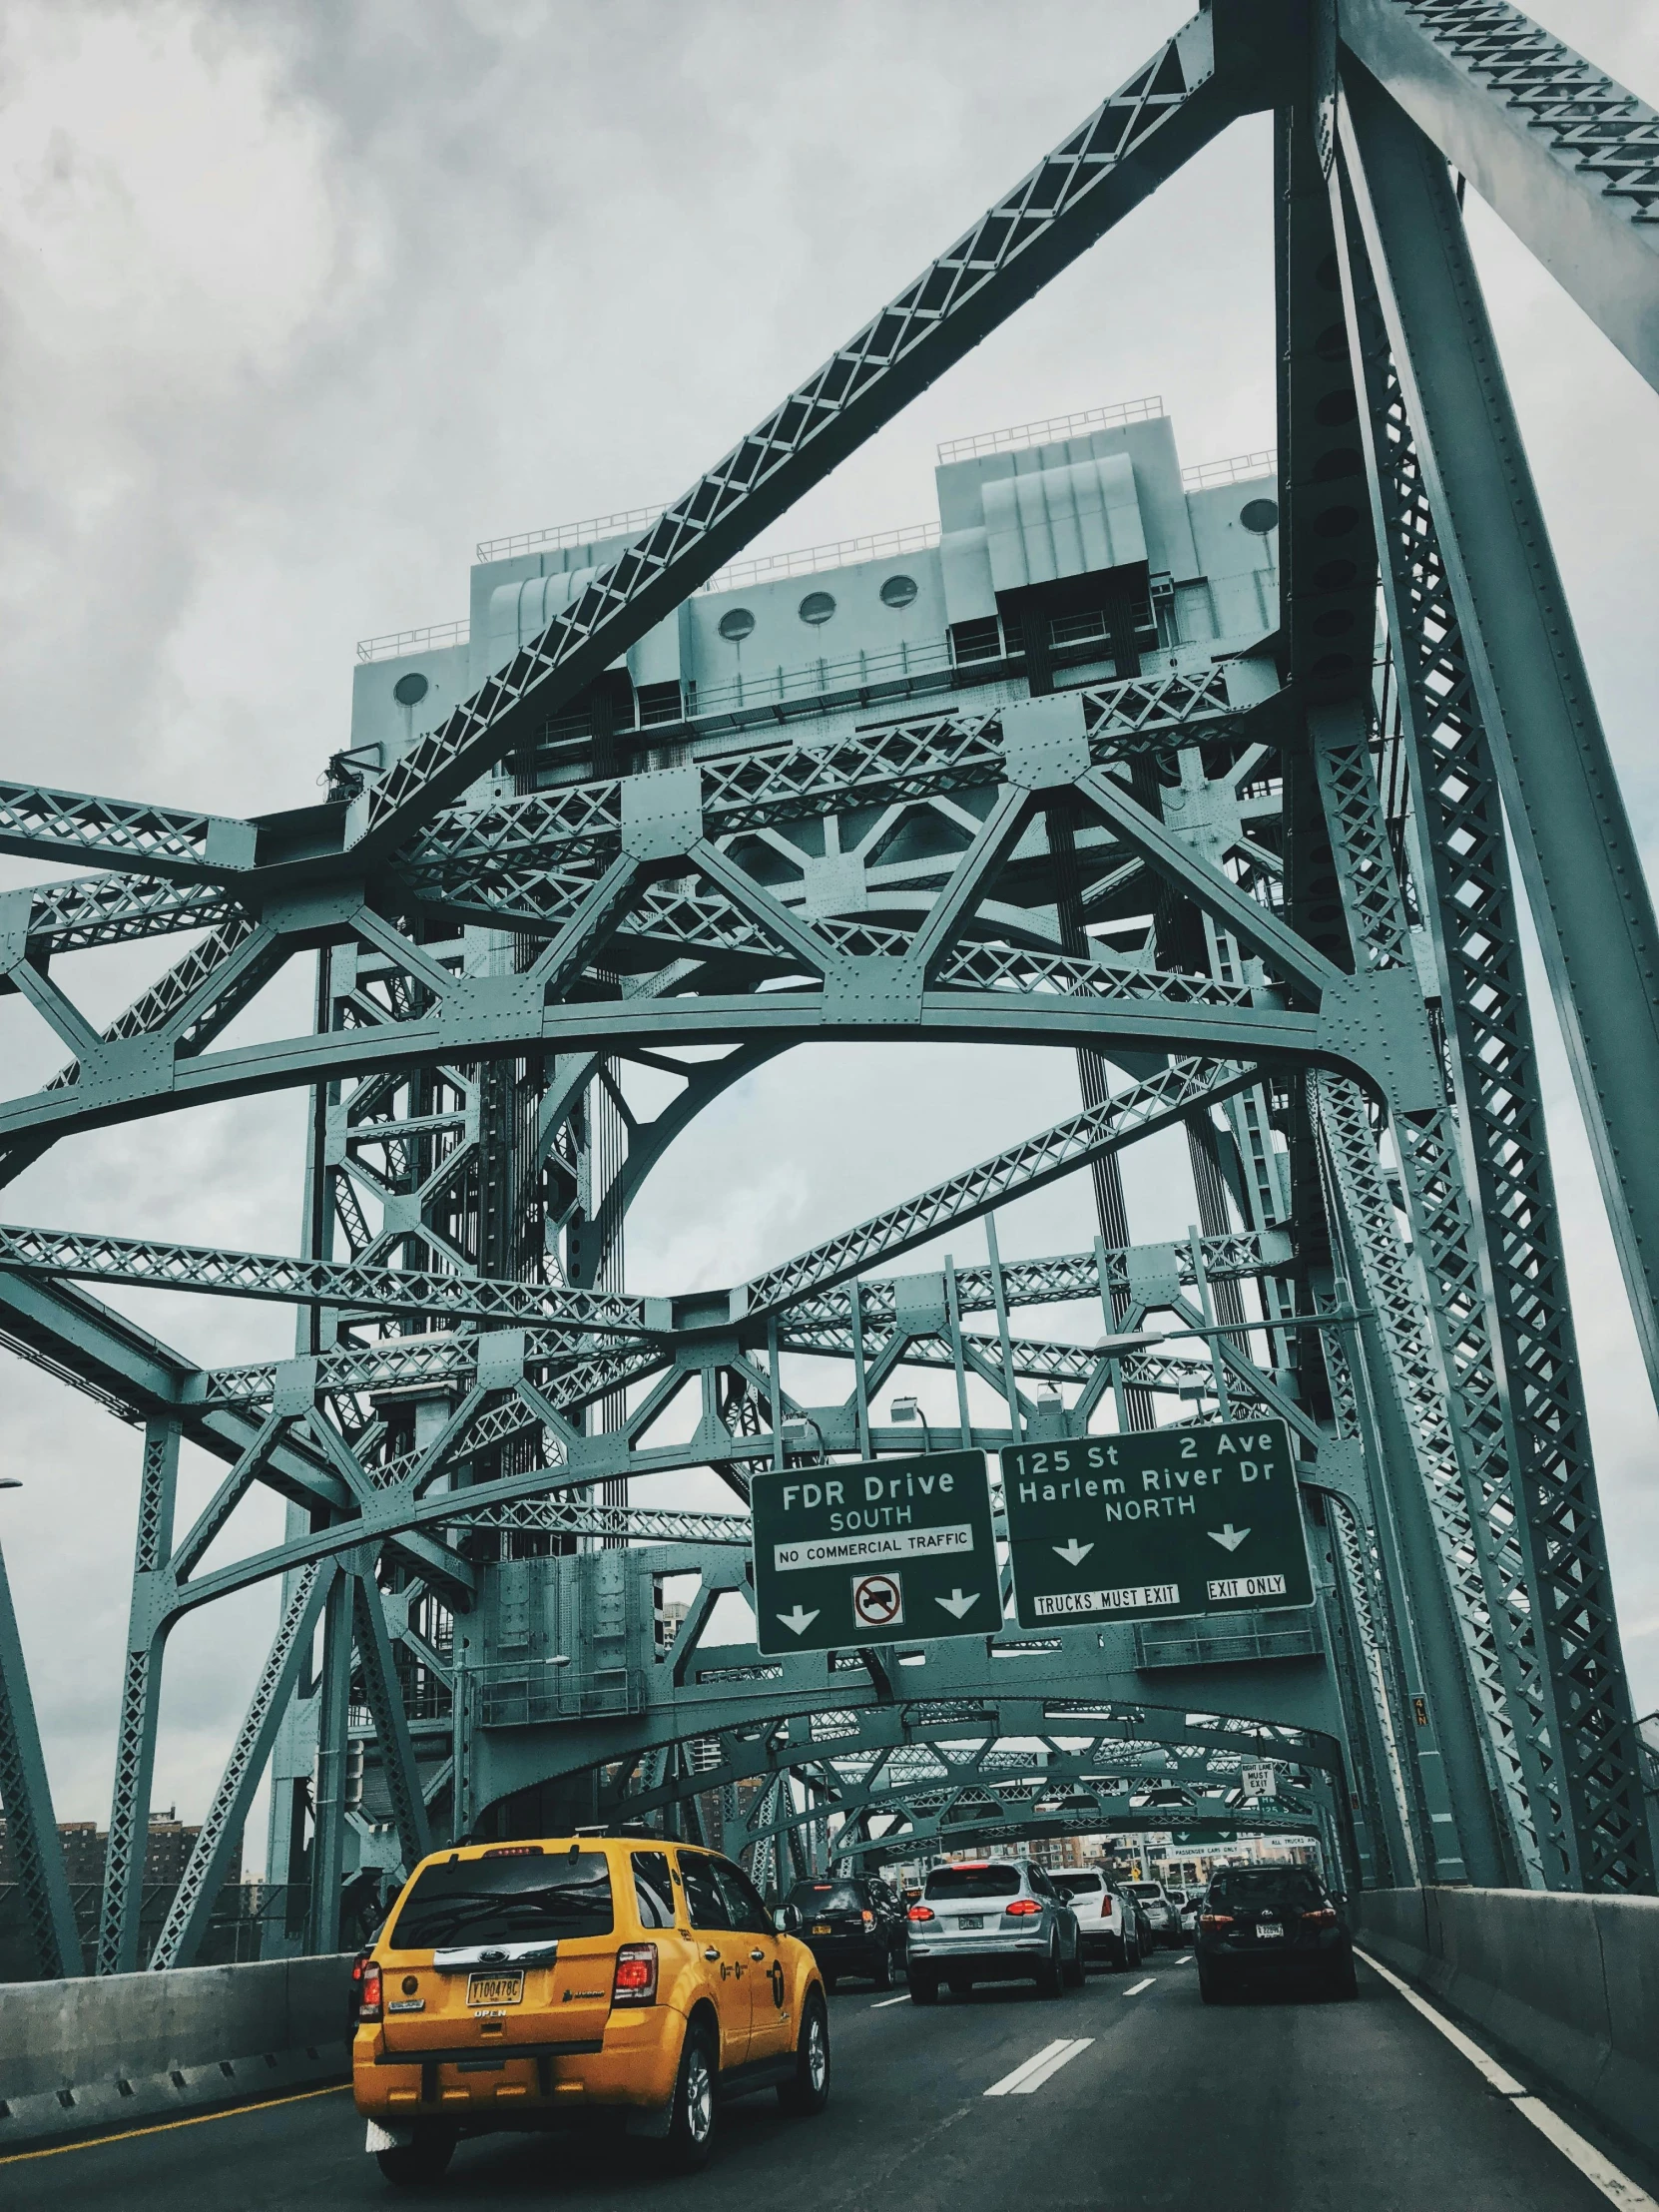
left=879, top=574, right=918, bottom=609
left=392, top=671, right=429, bottom=706
left=1239, top=498, right=1280, bottom=535
left=718, top=607, right=756, bottom=643
left=799, top=590, right=836, bottom=626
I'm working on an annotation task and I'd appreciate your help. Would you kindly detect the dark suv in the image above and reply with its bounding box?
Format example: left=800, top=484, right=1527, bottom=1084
left=1196, top=1865, right=1356, bottom=2001
left=784, top=1875, right=906, bottom=1990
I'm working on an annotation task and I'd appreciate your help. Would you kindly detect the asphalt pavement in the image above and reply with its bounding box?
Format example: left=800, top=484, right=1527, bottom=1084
left=3, top=1952, right=1644, bottom=2212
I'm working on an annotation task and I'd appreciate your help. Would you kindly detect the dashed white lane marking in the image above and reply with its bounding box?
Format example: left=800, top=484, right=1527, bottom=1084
left=1354, top=1947, right=1656, bottom=2211
left=1170, top=1954, right=1194, bottom=1966
left=983, top=2036, right=1095, bottom=2097
left=869, top=1993, right=911, bottom=2008
left=1123, top=1975, right=1155, bottom=1996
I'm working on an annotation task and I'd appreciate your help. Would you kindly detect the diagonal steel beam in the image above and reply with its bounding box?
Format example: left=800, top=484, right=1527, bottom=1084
left=0, top=1531, right=85, bottom=1977
left=0, top=1221, right=650, bottom=1336
left=0, top=783, right=257, bottom=885
left=1340, top=0, right=1659, bottom=394
left=741, top=1057, right=1260, bottom=1316
left=353, top=14, right=1237, bottom=850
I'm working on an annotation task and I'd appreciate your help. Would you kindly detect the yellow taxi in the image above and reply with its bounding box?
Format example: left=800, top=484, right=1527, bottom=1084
left=352, top=1835, right=830, bottom=2182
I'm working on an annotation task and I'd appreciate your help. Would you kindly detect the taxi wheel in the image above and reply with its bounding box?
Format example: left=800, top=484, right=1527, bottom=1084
left=778, top=1994, right=830, bottom=2117
left=660, top=2019, right=719, bottom=2174
left=374, top=2124, right=456, bottom=2187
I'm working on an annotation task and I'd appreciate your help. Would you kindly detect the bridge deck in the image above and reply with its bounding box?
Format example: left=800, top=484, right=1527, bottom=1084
left=10, top=1955, right=1647, bottom=2210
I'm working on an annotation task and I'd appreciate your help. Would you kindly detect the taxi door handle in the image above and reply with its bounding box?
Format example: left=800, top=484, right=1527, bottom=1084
left=750, top=1948, right=766, bottom=1960
left=703, top=1946, right=720, bottom=1960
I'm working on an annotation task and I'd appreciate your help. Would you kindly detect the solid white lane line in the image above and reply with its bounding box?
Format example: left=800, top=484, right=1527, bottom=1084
left=983, top=2037, right=1094, bottom=2097
left=984, top=2038, right=1075, bottom=2097
left=1123, top=1975, right=1155, bottom=1995
left=1013, top=2037, right=1096, bottom=2095
left=1354, top=1947, right=1657, bottom=2212
left=869, top=1993, right=911, bottom=2008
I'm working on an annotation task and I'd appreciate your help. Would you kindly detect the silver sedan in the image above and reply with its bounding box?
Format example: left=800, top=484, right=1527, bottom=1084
left=905, top=1858, right=1083, bottom=2000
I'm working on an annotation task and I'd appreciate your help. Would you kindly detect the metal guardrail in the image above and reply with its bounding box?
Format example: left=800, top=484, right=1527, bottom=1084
left=476, top=502, right=667, bottom=564
left=356, top=619, right=470, bottom=664
left=1181, top=448, right=1279, bottom=491
left=936, top=394, right=1165, bottom=464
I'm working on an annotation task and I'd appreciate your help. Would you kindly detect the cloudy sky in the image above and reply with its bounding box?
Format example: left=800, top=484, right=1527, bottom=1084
left=2, top=0, right=1658, bottom=1869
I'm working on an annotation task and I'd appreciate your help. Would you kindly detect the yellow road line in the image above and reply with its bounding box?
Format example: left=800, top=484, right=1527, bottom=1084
left=0, top=2080, right=349, bottom=2165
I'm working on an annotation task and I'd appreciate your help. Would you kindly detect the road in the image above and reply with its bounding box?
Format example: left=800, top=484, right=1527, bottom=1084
left=4, top=1953, right=1644, bottom=2211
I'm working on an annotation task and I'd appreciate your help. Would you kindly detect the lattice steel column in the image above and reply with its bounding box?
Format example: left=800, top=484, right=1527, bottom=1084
left=0, top=1524, right=83, bottom=1978
left=97, top=1419, right=180, bottom=1973
left=153, top=1561, right=337, bottom=1969
left=1311, top=708, right=1546, bottom=1881
left=1336, top=102, right=1654, bottom=1891
left=305, top=1565, right=354, bottom=1955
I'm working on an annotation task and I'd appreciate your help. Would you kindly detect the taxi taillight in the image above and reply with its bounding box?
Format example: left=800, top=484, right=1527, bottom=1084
left=907, top=1905, right=935, bottom=1922
left=612, top=1943, right=658, bottom=2005
left=358, top=1960, right=383, bottom=2022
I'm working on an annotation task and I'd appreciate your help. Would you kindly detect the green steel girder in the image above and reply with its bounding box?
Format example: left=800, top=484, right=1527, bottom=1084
left=1340, top=0, right=1659, bottom=398
left=0, top=1534, right=85, bottom=1978
left=1337, top=80, right=1654, bottom=1891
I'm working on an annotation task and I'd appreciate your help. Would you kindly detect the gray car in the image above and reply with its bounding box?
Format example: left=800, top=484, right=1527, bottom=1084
left=1122, top=1878, right=1183, bottom=1949
left=905, top=1858, right=1084, bottom=2001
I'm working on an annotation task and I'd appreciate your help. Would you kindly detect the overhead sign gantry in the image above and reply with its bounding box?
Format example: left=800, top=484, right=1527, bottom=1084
left=1000, top=1418, right=1314, bottom=1630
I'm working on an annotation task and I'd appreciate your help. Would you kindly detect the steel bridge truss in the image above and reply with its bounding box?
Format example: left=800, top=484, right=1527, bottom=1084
left=2, top=0, right=1657, bottom=1975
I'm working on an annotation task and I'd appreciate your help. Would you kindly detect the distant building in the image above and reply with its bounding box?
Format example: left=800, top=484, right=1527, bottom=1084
left=0, top=1809, right=240, bottom=1890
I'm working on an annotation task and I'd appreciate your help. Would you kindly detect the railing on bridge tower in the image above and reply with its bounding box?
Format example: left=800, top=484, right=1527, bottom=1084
left=1, top=0, right=1657, bottom=1983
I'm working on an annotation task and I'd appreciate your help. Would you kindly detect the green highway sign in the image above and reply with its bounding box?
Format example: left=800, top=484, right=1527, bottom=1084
left=750, top=1449, right=1001, bottom=1657
left=1000, top=1417, right=1313, bottom=1630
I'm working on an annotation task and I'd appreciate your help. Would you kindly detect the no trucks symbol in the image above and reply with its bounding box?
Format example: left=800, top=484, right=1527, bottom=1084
left=851, top=1571, right=904, bottom=1631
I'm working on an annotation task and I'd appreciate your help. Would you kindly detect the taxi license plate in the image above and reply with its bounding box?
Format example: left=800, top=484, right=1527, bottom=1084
left=1257, top=1923, right=1284, bottom=1941
left=813, top=1923, right=832, bottom=1936
left=957, top=1915, right=985, bottom=1931
left=466, top=1970, right=525, bottom=2006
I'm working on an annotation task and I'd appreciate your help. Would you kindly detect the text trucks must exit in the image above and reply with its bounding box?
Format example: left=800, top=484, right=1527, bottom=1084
left=999, top=1418, right=1313, bottom=1630
left=750, top=1449, right=1001, bottom=1657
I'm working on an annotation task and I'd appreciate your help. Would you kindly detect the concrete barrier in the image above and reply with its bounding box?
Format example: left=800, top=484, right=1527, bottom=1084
left=1354, top=1887, right=1659, bottom=2164
left=0, top=1952, right=354, bottom=2151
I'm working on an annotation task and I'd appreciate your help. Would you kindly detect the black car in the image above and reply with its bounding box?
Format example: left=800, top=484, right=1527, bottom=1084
left=1196, top=1865, right=1357, bottom=2002
left=783, top=1875, right=906, bottom=1990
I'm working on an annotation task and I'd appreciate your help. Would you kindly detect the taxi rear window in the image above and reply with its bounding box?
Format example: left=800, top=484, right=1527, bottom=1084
left=924, top=1864, right=1022, bottom=1900
left=387, top=1849, right=614, bottom=1949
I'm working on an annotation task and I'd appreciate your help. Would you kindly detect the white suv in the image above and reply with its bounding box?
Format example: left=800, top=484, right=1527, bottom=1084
left=1048, top=1870, right=1144, bottom=1971
left=906, top=1859, right=1084, bottom=2000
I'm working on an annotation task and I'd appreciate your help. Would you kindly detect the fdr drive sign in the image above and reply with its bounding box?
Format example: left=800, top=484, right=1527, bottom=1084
left=1000, top=1418, right=1313, bottom=1631
left=750, top=1450, right=1001, bottom=1657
